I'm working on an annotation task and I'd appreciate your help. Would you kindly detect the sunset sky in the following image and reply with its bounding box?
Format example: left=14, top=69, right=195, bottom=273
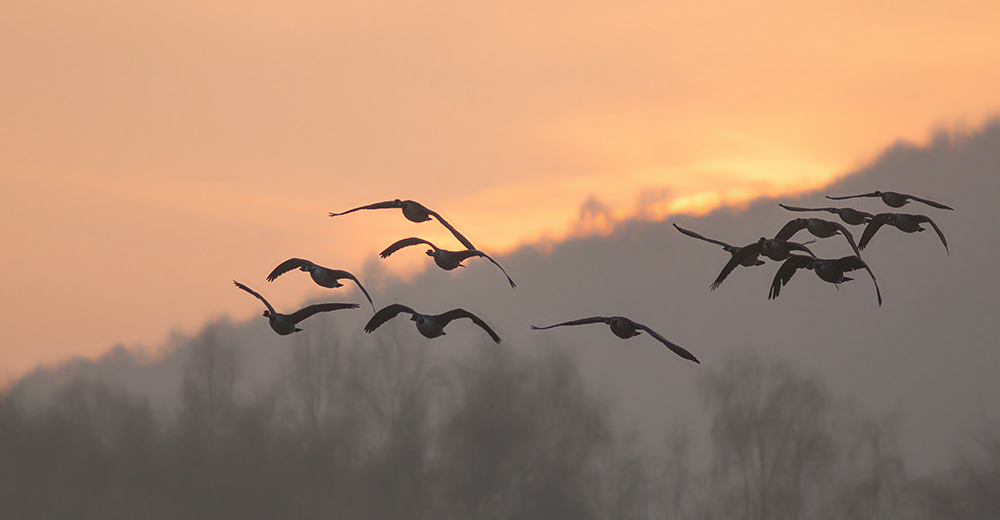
left=2, top=0, right=999, bottom=376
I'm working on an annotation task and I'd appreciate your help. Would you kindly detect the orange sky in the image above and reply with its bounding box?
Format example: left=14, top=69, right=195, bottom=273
left=2, top=0, right=999, bottom=377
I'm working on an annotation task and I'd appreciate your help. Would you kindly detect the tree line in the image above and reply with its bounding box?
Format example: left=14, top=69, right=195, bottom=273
left=1, top=323, right=997, bottom=519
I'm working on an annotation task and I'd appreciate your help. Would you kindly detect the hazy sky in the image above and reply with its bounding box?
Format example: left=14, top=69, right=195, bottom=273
left=2, top=0, right=999, bottom=376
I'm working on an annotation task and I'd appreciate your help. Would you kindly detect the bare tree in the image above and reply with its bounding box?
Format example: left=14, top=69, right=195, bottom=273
left=435, top=346, right=611, bottom=520
left=650, top=428, right=701, bottom=520
left=178, top=322, right=240, bottom=443
left=701, top=352, right=836, bottom=520
left=600, top=432, right=654, bottom=520
left=831, top=410, right=907, bottom=520
left=909, top=414, right=1000, bottom=520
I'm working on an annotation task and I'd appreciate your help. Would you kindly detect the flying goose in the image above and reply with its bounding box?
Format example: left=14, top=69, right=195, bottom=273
left=826, top=191, right=953, bottom=211
left=530, top=316, right=699, bottom=364
left=774, top=217, right=864, bottom=259
left=768, top=254, right=882, bottom=306
left=329, top=199, right=475, bottom=250
left=710, top=237, right=816, bottom=291
left=858, top=213, right=949, bottom=254
left=266, top=258, right=375, bottom=311
left=234, top=281, right=359, bottom=335
left=673, top=223, right=765, bottom=267
left=364, top=303, right=501, bottom=343
left=778, top=203, right=875, bottom=226
left=380, top=237, right=516, bottom=288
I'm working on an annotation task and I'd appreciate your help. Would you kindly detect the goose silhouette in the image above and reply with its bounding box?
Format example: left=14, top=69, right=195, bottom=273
left=858, top=213, right=949, bottom=254
left=778, top=203, right=874, bottom=226
left=234, top=281, right=358, bottom=335
left=673, top=223, right=765, bottom=267
left=380, top=237, right=516, bottom=288
left=329, top=199, right=475, bottom=250
left=774, top=217, right=864, bottom=259
left=531, top=316, right=699, bottom=364
left=826, top=191, right=953, bottom=211
left=710, top=237, right=816, bottom=291
left=266, top=258, right=375, bottom=311
left=364, top=303, right=501, bottom=343
left=768, top=255, right=882, bottom=306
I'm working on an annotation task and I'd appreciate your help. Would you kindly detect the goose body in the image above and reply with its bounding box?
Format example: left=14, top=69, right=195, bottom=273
left=234, top=281, right=359, bottom=335
left=826, top=191, right=953, bottom=211
left=768, top=255, right=882, bottom=305
left=266, top=258, right=375, bottom=310
left=364, top=303, right=501, bottom=343
left=779, top=203, right=874, bottom=226
left=673, top=223, right=764, bottom=267
left=380, top=237, right=516, bottom=288
left=330, top=199, right=475, bottom=249
left=858, top=213, right=949, bottom=254
left=530, top=316, right=699, bottom=364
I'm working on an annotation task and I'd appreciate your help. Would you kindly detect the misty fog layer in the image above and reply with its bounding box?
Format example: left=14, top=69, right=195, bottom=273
left=6, top=121, right=1000, bottom=517
left=4, top=325, right=998, bottom=519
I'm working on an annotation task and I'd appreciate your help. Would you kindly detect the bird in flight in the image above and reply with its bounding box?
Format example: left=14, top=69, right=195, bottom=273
left=233, top=281, right=358, bottom=335
left=858, top=213, right=949, bottom=254
left=530, top=316, right=699, bottom=364
left=710, top=237, right=816, bottom=291
left=329, top=199, right=475, bottom=250
left=265, top=258, right=375, bottom=311
left=364, top=303, right=501, bottom=343
left=773, top=217, right=864, bottom=259
left=778, top=203, right=874, bottom=226
left=673, top=223, right=765, bottom=267
left=826, top=191, right=953, bottom=211
left=380, top=237, right=516, bottom=288
left=768, top=254, right=882, bottom=306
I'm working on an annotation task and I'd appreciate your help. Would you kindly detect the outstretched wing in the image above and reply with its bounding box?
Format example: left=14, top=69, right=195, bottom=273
left=779, top=203, right=831, bottom=214
left=906, top=194, right=954, bottom=211
left=768, top=255, right=812, bottom=300
left=233, top=280, right=275, bottom=314
left=834, top=255, right=882, bottom=306
left=329, top=200, right=403, bottom=217
left=439, top=308, right=501, bottom=343
left=858, top=213, right=893, bottom=251
left=478, top=253, right=517, bottom=288
left=424, top=208, right=476, bottom=250
left=826, top=192, right=876, bottom=201
left=266, top=258, right=314, bottom=282
left=364, top=303, right=417, bottom=333
left=710, top=242, right=764, bottom=290
left=380, top=237, right=435, bottom=258
left=787, top=241, right=817, bottom=257
left=632, top=322, right=700, bottom=364
left=829, top=220, right=863, bottom=259
left=832, top=255, right=867, bottom=273
left=672, top=223, right=735, bottom=251
left=288, top=302, right=359, bottom=324
left=530, top=316, right=612, bottom=330
left=915, top=214, right=949, bottom=254
left=774, top=218, right=809, bottom=241
left=327, top=269, right=376, bottom=311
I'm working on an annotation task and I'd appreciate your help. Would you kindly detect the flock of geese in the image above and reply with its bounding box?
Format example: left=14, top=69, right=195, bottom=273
left=678, top=190, right=951, bottom=307
left=234, top=190, right=951, bottom=365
